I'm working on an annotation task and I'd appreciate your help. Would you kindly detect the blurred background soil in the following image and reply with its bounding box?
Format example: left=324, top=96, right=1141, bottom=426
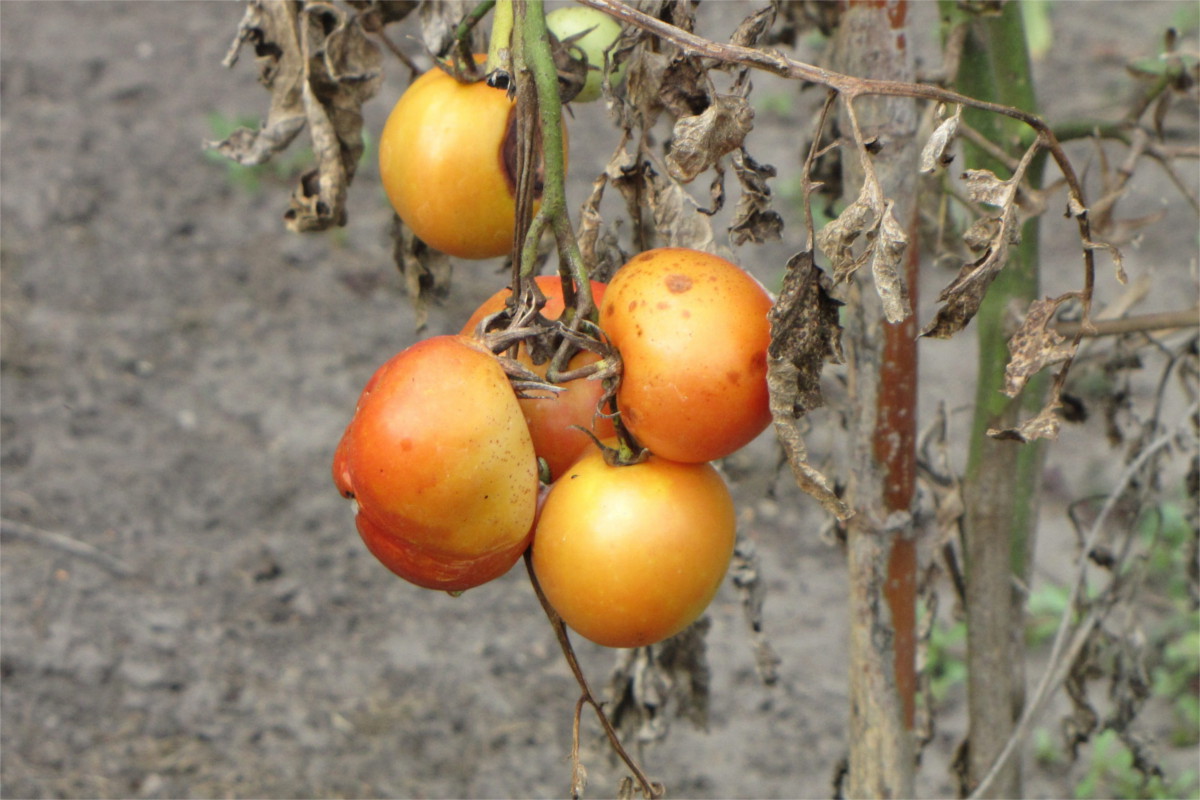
left=1, top=2, right=1196, bottom=798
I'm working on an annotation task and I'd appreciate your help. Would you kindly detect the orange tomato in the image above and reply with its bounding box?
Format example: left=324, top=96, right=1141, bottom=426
left=379, top=58, right=567, bottom=260
left=600, top=247, right=773, bottom=463
left=333, top=335, right=539, bottom=591
left=531, top=443, right=737, bottom=648
left=379, top=58, right=515, bottom=260
left=462, top=276, right=613, bottom=478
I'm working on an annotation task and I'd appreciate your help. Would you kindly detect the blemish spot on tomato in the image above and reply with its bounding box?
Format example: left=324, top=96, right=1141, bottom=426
left=749, top=350, right=767, bottom=372
left=401, top=439, right=414, bottom=451
left=628, top=300, right=637, bottom=312
left=682, top=310, right=691, bottom=319
left=666, top=274, right=693, bottom=294
left=656, top=301, right=668, bottom=310
left=726, top=370, right=741, bottom=385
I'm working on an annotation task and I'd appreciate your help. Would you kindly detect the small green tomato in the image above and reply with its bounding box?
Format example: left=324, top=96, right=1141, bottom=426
left=546, top=6, right=626, bottom=103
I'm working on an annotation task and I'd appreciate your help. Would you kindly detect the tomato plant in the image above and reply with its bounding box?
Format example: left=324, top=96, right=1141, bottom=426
left=379, top=58, right=523, bottom=260
left=461, top=275, right=614, bottom=478
left=545, top=5, right=627, bottom=103
left=530, top=443, right=737, bottom=648
left=332, top=335, right=539, bottom=591
left=600, top=247, right=774, bottom=463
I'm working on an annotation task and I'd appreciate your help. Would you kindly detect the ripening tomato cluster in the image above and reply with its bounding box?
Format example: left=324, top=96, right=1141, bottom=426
left=339, top=45, right=772, bottom=649
left=333, top=247, right=774, bottom=649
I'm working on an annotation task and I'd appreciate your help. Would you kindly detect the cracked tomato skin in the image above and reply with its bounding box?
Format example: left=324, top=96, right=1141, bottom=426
left=461, top=276, right=614, bottom=479
left=332, top=335, right=539, bottom=591
left=530, top=443, right=737, bottom=648
left=379, top=58, right=518, bottom=260
left=600, top=247, right=773, bottom=463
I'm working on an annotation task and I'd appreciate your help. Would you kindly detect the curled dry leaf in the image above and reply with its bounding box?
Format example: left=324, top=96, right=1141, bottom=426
left=607, top=143, right=716, bottom=253
left=390, top=215, right=452, bottom=332
left=730, top=531, right=781, bottom=685
left=767, top=250, right=851, bottom=520
left=869, top=199, right=912, bottom=323
left=214, top=0, right=382, bottom=233
left=575, top=171, right=626, bottom=283
left=921, top=204, right=1021, bottom=339
left=962, top=167, right=1015, bottom=207
left=729, top=149, right=784, bottom=246
left=214, top=2, right=308, bottom=166
left=666, top=95, right=755, bottom=183
left=417, top=0, right=486, bottom=58
left=919, top=106, right=961, bottom=173
left=987, top=401, right=1063, bottom=443
left=607, top=618, right=712, bottom=745
left=816, top=194, right=879, bottom=284
left=1003, top=295, right=1079, bottom=398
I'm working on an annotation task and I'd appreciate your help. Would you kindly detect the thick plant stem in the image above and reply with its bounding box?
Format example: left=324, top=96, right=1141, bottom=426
left=943, top=2, right=1046, bottom=796
left=833, top=2, right=920, bottom=796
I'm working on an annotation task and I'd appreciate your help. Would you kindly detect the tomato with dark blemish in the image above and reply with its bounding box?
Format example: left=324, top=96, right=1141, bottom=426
left=599, top=247, right=774, bottom=463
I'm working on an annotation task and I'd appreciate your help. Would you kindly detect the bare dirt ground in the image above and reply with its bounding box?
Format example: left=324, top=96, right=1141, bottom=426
left=1, top=2, right=1196, bottom=799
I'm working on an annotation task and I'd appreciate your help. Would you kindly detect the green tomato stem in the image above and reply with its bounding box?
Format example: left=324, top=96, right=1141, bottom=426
left=485, top=0, right=513, bottom=77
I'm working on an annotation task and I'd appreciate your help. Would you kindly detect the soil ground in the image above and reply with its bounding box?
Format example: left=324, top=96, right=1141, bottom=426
left=1, top=2, right=1196, bottom=799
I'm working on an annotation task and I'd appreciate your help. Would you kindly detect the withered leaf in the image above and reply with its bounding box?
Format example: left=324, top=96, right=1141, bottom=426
left=417, top=0, right=485, bottom=58
left=607, top=618, right=712, bottom=745
left=608, top=144, right=716, bottom=252
left=344, top=0, right=417, bottom=33
left=1003, top=296, right=1078, bottom=397
left=962, top=168, right=1015, bottom=207
left=816, top=193, right=879, bottom=283
left=767, top=250, right=851, bottom=520
left=868, top=200, right=911, bottom=323
left=988, top=402, right=1062, bottom=442
left=666, top=95, right=755, bottom=183
left=921, top=205, right=1020, bottom=339
left=215, top=1, right=382, bottom=233
left=659, top=54, right=711, bottom=118
left=213, top=1, right=308, bottom=167
left=730, top=3, right=777, bottom=48
left=729, top=149, right=783, bottom=246
left=390, top=214, right=452, bottom=331
left=919, top=106, right=961, bottom=173
left=285, top=2, right=382, bottom=232
left=575, top=171, right=626, bottom=283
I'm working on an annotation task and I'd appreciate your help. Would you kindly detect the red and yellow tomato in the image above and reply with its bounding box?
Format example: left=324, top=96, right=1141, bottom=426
left=531, top=443, right=737, bottom=648
left=332, top=335, right=539, bottom=591
left=600, top=247, right=773, bottom=463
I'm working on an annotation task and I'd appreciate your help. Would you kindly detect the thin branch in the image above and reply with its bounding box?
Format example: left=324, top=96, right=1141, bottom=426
left=1, top=518, right=135, bottom=578
left=522, top=552, right=663, bottom=799
left=1055, top=307, right=1199, bottom=339
left=968, top=412, right=1192, bottom=799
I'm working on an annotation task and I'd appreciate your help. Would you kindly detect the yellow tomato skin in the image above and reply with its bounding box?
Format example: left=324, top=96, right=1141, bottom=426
left=461, top=276, right=614, bottom=479
left=379, top=62, right=516, bottom=260
left=600, top=247, right=773, bottom=463
left=531, top=445, right=736, bottom=648
left=336, top=335, right=539, bottom=590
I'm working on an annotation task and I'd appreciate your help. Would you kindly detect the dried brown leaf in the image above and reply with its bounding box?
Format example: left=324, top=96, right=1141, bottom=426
left=665, top=94, right=753, bottom=182
left=987, top=402, right=1062, bottom=442
left=921, top=206, right=1019, bottom=339
left=607, top=617, right=712, bottom=745
left=213, top=1, right=308, bottom=166
left=962, top=168, right=1014, bottom=207
left=729, top=149, right=783, bottom=246
left=920, top=107, right=961, bottom=173
left=214, top=1, right=382, bottom=232
left=816, top=193, right=879, bottom=284
left=730, top=3, right=777, bottom=48
left=390, top=215, right=452, bottom=331
left=767, top=250, right=851, bottom=520
left=1003, top=296, right=1077, bottom=397
left=869, top=200, right=911, bottom=323
left=576, top=171, right=626, bottom=283
left=417, top=0, right=484, bottom=58
left=659, top=53, right=710, bottom=118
